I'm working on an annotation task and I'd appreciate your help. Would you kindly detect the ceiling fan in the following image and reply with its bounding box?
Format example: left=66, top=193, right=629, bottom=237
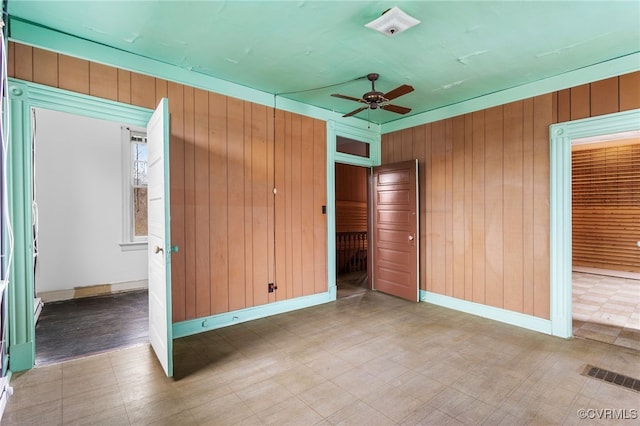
left=331, top=73, right=414, bottom=118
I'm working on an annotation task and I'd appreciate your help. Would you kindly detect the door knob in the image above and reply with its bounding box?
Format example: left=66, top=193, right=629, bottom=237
left=154, top=246, right=164, bottom=254
left=409, top=235, right=414, bottom=241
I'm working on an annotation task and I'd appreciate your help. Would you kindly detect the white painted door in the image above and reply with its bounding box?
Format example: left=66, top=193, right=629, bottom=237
left=147, top=98, right=173, bottom=377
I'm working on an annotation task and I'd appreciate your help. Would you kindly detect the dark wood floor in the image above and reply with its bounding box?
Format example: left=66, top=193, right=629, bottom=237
left=35, top=290, right=148, bottom=365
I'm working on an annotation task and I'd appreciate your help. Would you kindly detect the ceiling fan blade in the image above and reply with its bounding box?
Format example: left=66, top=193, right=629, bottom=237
left=343, top=106, right=369, bottom=117
left=331, top=93, right=365, bottom=103
left=383, top=84, right=414, bottom=101
left=381, top=104, right=412, bottom=115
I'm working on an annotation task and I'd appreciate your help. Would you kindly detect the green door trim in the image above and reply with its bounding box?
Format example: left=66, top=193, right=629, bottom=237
left=549, top=108, right=640, bottom=338
left=7, top=79, right=151, bottom=371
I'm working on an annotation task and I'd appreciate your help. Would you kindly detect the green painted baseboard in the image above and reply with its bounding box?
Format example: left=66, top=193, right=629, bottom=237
left=173, top=291, right=334, bottom=339
left=9, top=342, right=34, bottom=372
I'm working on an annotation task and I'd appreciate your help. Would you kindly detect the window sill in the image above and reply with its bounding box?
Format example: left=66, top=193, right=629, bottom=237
left=119, top=241, right=148, bottom=252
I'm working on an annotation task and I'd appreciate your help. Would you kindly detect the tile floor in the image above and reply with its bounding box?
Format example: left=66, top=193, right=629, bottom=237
left=4, top=290, right=640, bottom=425
left=572, top=272, right=640, bottom=351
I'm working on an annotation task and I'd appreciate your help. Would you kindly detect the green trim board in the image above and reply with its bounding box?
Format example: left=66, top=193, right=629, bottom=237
left=7, top=79, right=152, bottom=371
left=382, top=53, right=640, bottom=134
left=8, top=17, right=377, bottom=134
left=173, top=291, right=334, bottom=339
left=326, top=120, right=380, bottom=300
left=549, top=108, right=640, bottom=339
left=420, top=290, right=552, bottom=336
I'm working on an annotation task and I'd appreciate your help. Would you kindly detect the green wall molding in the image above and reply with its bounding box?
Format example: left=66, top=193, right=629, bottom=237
left=549, top=108, right=640, bottom=338
left=173, top=291, right=334, bottom=339
left=7, top=79, right=151, bottom=371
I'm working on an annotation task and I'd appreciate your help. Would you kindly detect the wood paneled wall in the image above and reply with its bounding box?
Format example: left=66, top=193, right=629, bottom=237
left=383, top=97, right=552, bottom=318
left=9, top=42, right=327, bottom=322
left=554, top=72, right=640, bottom=122
left=335, top=164, right=368, bottom=233
left=382, top=71, right=640, bottom=319
left=572, top=142, right=640, bottom=273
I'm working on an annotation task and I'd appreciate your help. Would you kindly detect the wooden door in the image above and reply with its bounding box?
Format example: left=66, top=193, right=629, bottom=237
left=372, top=160, right=419, bottom=301
left=147, top=98, right=173, bottom=377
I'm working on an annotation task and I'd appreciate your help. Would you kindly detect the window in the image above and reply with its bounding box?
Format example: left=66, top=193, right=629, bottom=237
left=121, top=127, right=148, bottom=249
left=336, top=135, right=370, bottom=158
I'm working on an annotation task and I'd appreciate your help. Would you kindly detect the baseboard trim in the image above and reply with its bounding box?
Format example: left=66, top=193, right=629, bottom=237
left=8, top=342, right=34, bottom=372
left=420, top=290, right=552, bottom=335
left=173, top=291, right=334, bottom=339
left=37, top=280, right=148, bottom=303
left=572, top=266, right=640, bottom=280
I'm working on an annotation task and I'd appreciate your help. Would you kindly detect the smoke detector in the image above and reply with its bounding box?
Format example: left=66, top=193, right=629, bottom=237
left=365, top=6, right=420, bottom=36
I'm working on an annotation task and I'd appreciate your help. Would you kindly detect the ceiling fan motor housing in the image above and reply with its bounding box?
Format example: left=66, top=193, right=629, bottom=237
left=363, top=91, right=386, bottom=108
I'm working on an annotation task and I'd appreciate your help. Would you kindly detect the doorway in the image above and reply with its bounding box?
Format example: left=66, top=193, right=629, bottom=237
left=335, top=163, right=370, bottom=299
left=32, top=107, right=150, bottom=364
left=570, top=132, right=640, bottom=350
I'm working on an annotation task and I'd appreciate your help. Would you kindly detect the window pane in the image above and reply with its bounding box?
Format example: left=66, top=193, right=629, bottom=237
left=336, top=136, right=370, bottom=158
left=133, top=187, right=148, bottom=237
left=132, top=142, right=148, bottom=186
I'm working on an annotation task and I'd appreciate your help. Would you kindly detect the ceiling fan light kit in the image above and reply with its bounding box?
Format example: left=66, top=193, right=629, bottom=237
left=365, top=6, right=420, bottom=36
left=331, top=73, right=414, bottom=118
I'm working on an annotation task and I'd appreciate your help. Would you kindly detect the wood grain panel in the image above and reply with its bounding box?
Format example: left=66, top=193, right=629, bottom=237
left=522, top=98, right=535, bottom=316
left=430, top=120, right=446, bottom=296
left=590, top=77, right=619, bottom=117
left=155, top=79, right=168, bottom=102
left=301, top=117, right=315, bottom=296
left=290, top=115, right=303, bottom=298
left=183, top=87, right=196, bottom=319
left=194, top=89, right=210, bottom=317
left=227, top=97, right=246, bottom=311
left=274, top=110, right=287, bottom=302
left=572, top=142, right=640, bottom=273
left=556, top=89, right=571, bottom=123
left=503, top=101, right=524, bottom=312
left=444, top=119, right=453, bottom=297
left=243, top=102, right=254, bottom=308
left=532, top=94, right=552, bottom=319
left=471, top=110, right=486, bottom=304
left=130, top=73, right=157, bottom=109
left=117, top=69, right=131, bottom=104
left=620, top=71, right=640, bottom=111
left=484, top=106, right=504, bottom=309
left=58, top=55, right=89, bottom=94
left=33, top=48, right=58, bottom=88
left=209, top=92, right=229, bottom=314
left=452, top=116, right=465, bottom=300
left=251, top=103, right=269, bottom=307
left=13, top=43, right=33, bottom=81
left=89, top=62, right=118, bottom=101
left=570, top=84, right=590, bottom=120
left=463, top=114, right=474, bottom=299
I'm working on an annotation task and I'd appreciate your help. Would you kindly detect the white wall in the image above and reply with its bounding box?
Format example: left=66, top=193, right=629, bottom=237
left=34, top=108, right=147, bottom=294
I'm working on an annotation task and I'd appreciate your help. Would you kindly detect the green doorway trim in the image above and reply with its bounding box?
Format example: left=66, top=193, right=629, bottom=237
left=7, top=79, right=151, bottom=371
left=549, top=108, right=640, bottom=338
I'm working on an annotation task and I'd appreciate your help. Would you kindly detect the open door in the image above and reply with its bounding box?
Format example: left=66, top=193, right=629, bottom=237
left=147, top=98, right=173, bottom=377
left=372, top=160, right=419, bottom=301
